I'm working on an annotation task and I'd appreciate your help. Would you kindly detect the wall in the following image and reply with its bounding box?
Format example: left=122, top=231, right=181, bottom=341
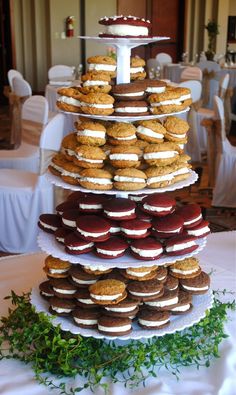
left=228, top=0, right=236, bottom=51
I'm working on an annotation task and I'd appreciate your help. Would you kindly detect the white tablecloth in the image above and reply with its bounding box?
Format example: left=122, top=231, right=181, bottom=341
left=0, top=231, right=236, bottom=395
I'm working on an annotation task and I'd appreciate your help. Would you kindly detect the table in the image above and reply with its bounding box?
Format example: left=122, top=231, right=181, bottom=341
left=0, top=231, right=236, bottom=395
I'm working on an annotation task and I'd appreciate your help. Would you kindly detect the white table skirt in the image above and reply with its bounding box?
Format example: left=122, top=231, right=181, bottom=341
left=0, top=231, right=236, bottom=395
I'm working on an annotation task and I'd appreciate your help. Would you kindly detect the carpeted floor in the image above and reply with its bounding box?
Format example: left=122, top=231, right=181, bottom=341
left=0, top=104, right=236, bottom=256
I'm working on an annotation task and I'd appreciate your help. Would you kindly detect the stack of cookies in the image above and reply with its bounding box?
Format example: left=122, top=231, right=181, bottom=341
left=38, top=192, right=210, bottom=260
left=39, top=254, right=210, bottom=337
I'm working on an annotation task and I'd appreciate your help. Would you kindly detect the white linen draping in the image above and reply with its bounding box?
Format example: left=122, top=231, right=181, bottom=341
left=0, top=231, right=236, bottom=395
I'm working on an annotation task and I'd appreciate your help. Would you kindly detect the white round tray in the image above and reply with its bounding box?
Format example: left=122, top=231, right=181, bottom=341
left=31, top=286, right=214, bottom=340
left=37, top=230, right=207, bottom=268
left=46, top=169, right=198, bottom=195
left=78, top=36, right=170, bottom=46
left=60, top=107, right=190, bottom=122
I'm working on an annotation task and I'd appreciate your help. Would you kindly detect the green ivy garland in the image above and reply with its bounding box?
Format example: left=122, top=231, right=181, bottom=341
left=0, top=291, right=235, bottom=394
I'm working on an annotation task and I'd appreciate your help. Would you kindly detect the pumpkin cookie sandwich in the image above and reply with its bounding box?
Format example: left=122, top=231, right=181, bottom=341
left=170, top=154, right=192, bottom=183
left=164, top=116, right=189, bottom=144
left=111, top=81, right=146, bottom=101
left=130, top=57, right=146, bottom=80
left=60, top=133, right=78, bottom=161
left=109, top=145, right=141, bottom=168
left=73, top=145, right=106, bottom=168
left=169, top=257, right=202, bottom=279
left=56, top=87, right=82, bottom=112
left=61, top=162, right=82, bottom=185
left=145, top=165, right=174, bottom=188
left=80, top=92, right=115, bottom=116
left=44, top=255, right=72, bottom=279
left=87, top=55, right=116, bottom=78
left=79, top=168, right=113, bottom=190
left=114, top=100, right=149, bottom=116
left=148, top=89, right=183, bottom=115
left=113, top=168, right=147, bottom=190
left=171, top=86, right=192, bottom=108
left=75, top=119, right=106, bottom=146
left=143, top=142, right=180, bottom=166
left=136, top=119, right=166, bottom=143
left=79, top=71, right=112, bottom=94
left=123, top=265, right=158, bottom=281
left=106, top=122, right=137, bottom=145
left=89, top=279, right=127, bottom=305
left=48, top=153, right=69, bottom=177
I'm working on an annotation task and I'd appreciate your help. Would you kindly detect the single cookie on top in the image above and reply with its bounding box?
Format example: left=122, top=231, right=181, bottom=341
left=75, top=119, right=106, bottom=146
left=87, top=55, right=116, bottom=78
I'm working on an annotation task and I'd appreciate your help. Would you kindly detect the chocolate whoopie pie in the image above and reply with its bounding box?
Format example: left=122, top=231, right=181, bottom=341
left=120, top=219, right=151, bottom=239
left=72, top=308, right=100, bottom=328
left=95, top=236, right=129, bottom=259
left=169, top=290, right=193, bottom=314
left=130, top=237, right=163, bottom=260
left=176, top=203, right=203, bottom=229
left=49, top=296, right=76, bottom=316
left=89, top=279, right=127, bottom=305
left=112, top=82, right=146, bottom=101
left=165, top=234, right=198, bottom=256
left=127, top=279, right=164, bottom=301
left=164, top=275, right=179, bottom=291
left=155, top=266, right=168, bottom=282
left=114, top=100, right=149, bottom=117
left=145, top=79, right=167, bottom=95
left=103, top=197, right=136, bottom=220
left=64, top=232, right=94, bottom=255
left=38, top=213, right=62, bottom=234
left=180, top=271, right=210, bottom=295
left=69, top=265, right=100, bottom=287
left=103, top=297, right=139, bottom=318
left=185, top=220, right=210, bottom=238
left=152, top=213, right=184, bottom=238
left=142, top=193, right=176, bottom=217
left=138, top=310, right=170, bottom=329
left=50, top=278, right=78, bottom=299
left=76, top=215, right=111, bottom=242
left=97, top=315, right=132, bottom=336
left=74, top=288, right=99, bottom=309
left=123, top=266, right=158, bottom=281
left=143, top=288, right=179, bottom=310
left=39, top=280, right=54, bottom=299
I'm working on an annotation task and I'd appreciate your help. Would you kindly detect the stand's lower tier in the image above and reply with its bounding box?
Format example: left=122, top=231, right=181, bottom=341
left=31, top=286, right=213, bottom=340
left=37, top=230, right=207, bottom=268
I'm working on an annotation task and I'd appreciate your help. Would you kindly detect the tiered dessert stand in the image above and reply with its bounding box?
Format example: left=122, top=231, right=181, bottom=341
left=32, top=34, right=213, bottom=340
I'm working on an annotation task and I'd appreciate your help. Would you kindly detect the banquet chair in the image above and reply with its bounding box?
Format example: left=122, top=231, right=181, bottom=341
left=196, top=60, right=221, bottom=109
left=146, top=58, right=159, bottom=78
left=0, top=95, right=51, bottom=173
left=0, top=113, right=65, bottom=253
left=7, top=69, right=23, bottom=91
left=178, top=80, right=203, bottom=162
left=48, top=65, right=75, bottom=81
left=211, top=96, right=236, bottom=207
left=155, top=53, right=172, bottom=78
left=180, top=66, right=202, bottom=82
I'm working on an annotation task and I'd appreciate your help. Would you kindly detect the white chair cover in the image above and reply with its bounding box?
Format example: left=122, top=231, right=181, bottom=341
left=7, top=69, right=23, bottom=90
left=212, top=96, right=236, bottom=207
left=196, top=61, right=221, bottom=109
left=48, top=65, right=74, bottom=81
left=180, top=66, right=202, bottom=82
left=0, top=113, right=65, bottom=253
left=155, top=53, right=172, bottom=78
left=0, top=96, right=49, bottom=173
left=12, top=77, right=32, bottom=97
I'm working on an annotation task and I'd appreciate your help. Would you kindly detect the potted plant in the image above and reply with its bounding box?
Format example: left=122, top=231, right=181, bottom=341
left=205, top=20, right=219, bottom=61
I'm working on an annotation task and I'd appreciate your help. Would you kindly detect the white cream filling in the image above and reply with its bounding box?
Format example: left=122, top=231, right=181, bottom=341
left=137, top=126, right=164, bottom=139
left=105, top=305, right=136, bottom=312
left=147, top=174, right=173, bottom=184
left=183, top=284, right=208, bottom=291
left=178, top=144, right=184, bottom=149
left=80, top=177, right=112, bottom=185
left=62, top=218, right=76, bottom=227
left=84, top=264, right=108, bottom=272
left=187, top=226, right=210, bottom=236
left=71, top=276, right=96, bottom=285
left=49, top=268, right=68, bottom=274
left=67, top=243, right=93, bottom=251
left=144, top=151, right=178, bottom=160
left=110, top=226, right=121, bottom=233
left=56, top=237, right=64, bottom=242
left=171, top=266, right=199, bottom=275
left=180, top=93, right=191, bottom=101
left=77, top=228, right=109, bottom=237
left=83, top=80, right=109, bottom=86
left=41, top=291, right=53, bottom=297
left=104, top=209, right=135, bottom=217
left=146, top=86, right=166, bottom=93
left=58, top=96, right=81, bottom=106
left=39, top=221, right=57, bottom=231
left=106, top=24, right=148, bottom=37
left=139, top=318, right=169, bottom=327
left=114, top=176, right=145, bottom=183
left=151, top=99, right=182, bottom=107
left=63, top=148, right=76, bottom=157
left=98, top=323, right=131, bottom=332
left=77, top=298, right=94, bottom=304
left=131, top=246, right=163, bottom=257
left=52, top=307, right=72, bottom=313
left=166, top=240, right=196, bottom=252
left=171, top=304, right=191, bottom=312
left=74, top=318, right=97, bottom=325
left=121, top=227, right=147, bottom=236
left=50, top=162, right=64, bottom=173
left=91, top=293, right=122, bottom=301
left=115, top=106, right=147, bottom=113
left=172, top=167, right=189, bottom=176
left=109, top=153, right=139, bottom=161
left=62, top=170, right=81, bottom=179
left=79, top=204, right=102, bottom=210
left=129, top=289, right=161, bottom=297
left=77, top=129, right=106, bottom=138
left=114, top=91, right=144, bottom=97
left=154, top=226, right=182, bottom=234
left=75, top=155, right=103, bottom=164
left=130, top=67, right=145, bottom=73
left=53, top=287, right=76, bottom=294
left=114, top=135, right=136, bottom=140
left=146, top=296, right=178, bottom=307
left=88, top=63, right=116, bottom=72
left=184, top=213, right=202, bottom=226
left=96, top=248, right=124, bottom=256
left=80, top=102, right=113, bottom=109
left=126, top=268, right=151, bottom=277
left=167, top=132, right=186, bottom=139
left=143, top=203, right=172, bottom=212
